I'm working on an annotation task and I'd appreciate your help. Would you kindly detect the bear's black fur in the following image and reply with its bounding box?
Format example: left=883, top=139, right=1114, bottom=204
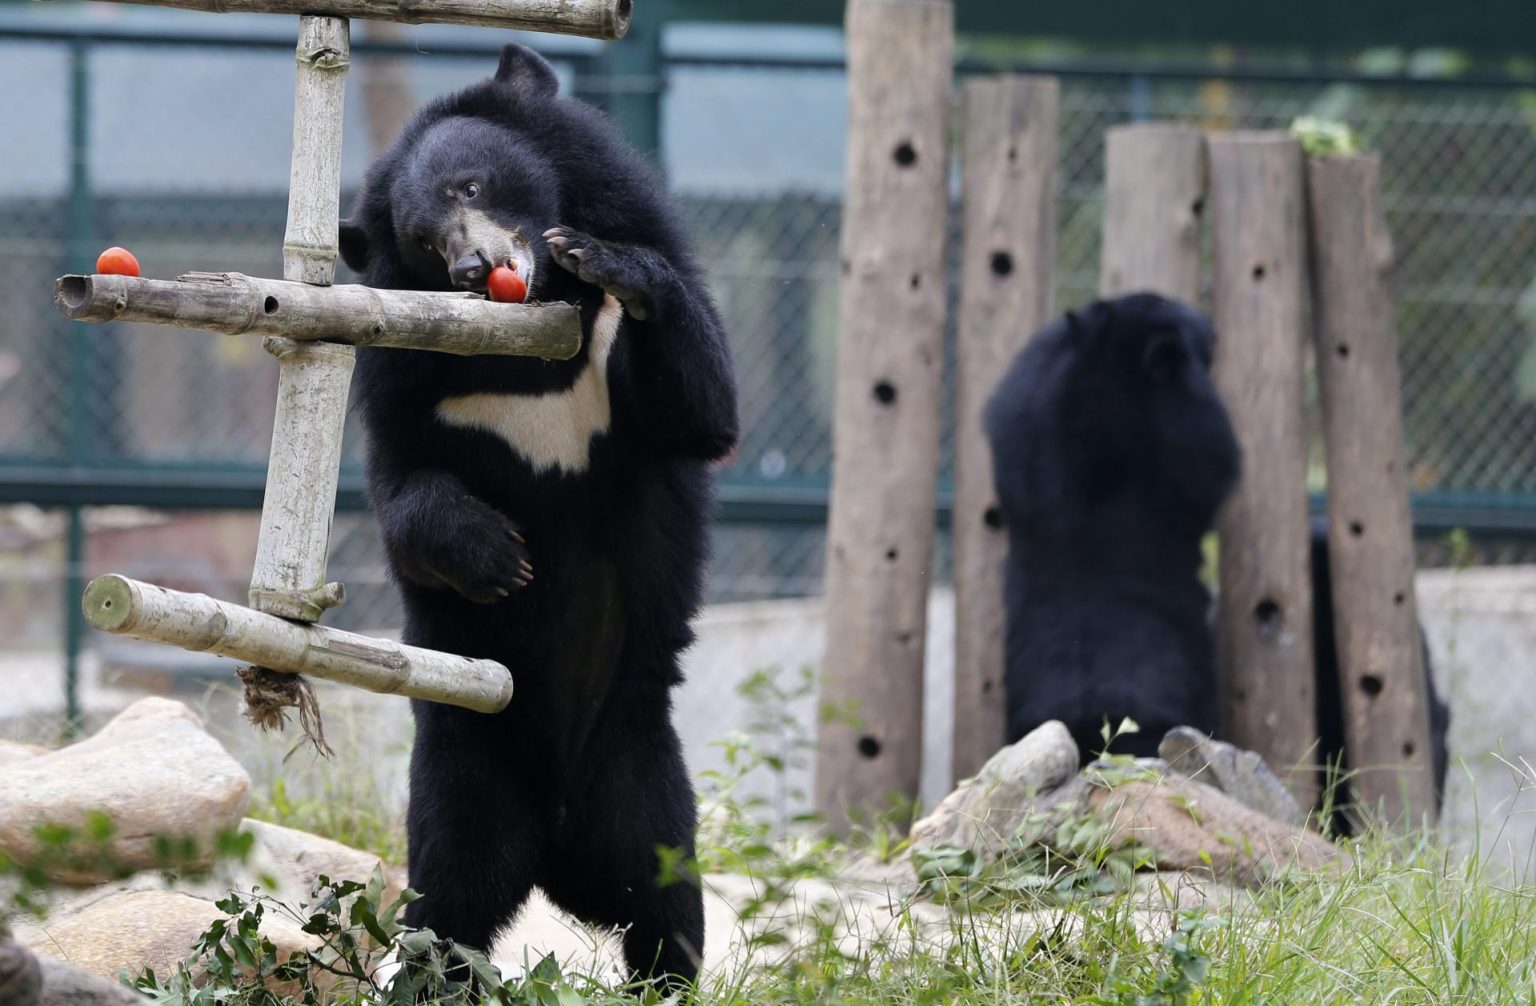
left=987, top=291, right=1451, bottom=823
left=985, top=292, right=1241, bottom=760
left=338, top=44, right=737, bottom=986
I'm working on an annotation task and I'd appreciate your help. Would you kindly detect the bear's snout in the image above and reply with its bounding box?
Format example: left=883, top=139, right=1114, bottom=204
left=450, top=250, right=492, bottom=289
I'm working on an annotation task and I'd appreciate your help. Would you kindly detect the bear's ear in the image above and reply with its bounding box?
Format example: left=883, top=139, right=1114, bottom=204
left=1142, top=334, right=1188, bottom=382
left=495, top=44, right=559, bottom=98
left=338, top=219, right=371, bottom=273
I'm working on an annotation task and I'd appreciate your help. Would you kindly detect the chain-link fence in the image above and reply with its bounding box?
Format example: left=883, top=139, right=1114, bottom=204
left=3, top=29, right=1536, bottom=727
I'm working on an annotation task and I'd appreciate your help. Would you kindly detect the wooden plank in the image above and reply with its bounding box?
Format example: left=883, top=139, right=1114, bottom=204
left=951, top=74, right=1058, bottom=784
left=247, top=337, right=356, bottom=620
left=247, top=15, right=357, bottom=623
left=83, top=574, right=514, bottom=712
left=284, top=16, right=349, bottom=287
left=1306, top=153, right=1438, bottom=824
left=1207, top=131, right=1318, bottom=809
left=54, top=272, right=582, bottom=359
left=816, top=0, right=953, bottom=830
left=83, top=0, right=632, bottom=39
left=1100, top=123, right=1206, bottom=302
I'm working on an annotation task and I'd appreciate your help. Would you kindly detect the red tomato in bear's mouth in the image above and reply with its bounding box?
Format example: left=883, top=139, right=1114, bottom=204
left=96, top=247, right=141, bottom=277
left=487, top=265, right=528, bottom=304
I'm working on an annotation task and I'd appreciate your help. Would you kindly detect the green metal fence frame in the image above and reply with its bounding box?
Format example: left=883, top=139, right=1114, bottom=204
left=6, top=24, right=1536, bottom=724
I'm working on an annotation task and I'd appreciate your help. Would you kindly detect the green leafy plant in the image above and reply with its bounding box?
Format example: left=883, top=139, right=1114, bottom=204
left=130, top=868, right=602, bottom=1006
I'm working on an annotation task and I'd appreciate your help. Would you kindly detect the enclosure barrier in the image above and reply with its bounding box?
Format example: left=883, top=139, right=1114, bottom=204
left=816, top=0, right=953, bottom=830
left=53, top=0, right=622, bottom=717
left=1308, top=154, right=1437, bottom=822
left=949, top=74, right=1059, bottom=783
left=1207, top=132, right=1319, bottom=809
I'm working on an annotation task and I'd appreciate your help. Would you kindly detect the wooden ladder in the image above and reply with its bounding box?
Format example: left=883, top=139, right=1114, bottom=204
left=52, top=0, right=632, bottom=714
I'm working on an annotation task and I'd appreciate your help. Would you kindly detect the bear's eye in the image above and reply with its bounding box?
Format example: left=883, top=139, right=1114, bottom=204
left=418, top=237, right=434, bottom=253
left=463, top=182, right=481, bottom=200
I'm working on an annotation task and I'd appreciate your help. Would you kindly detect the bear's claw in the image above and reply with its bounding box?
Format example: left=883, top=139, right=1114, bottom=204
left=543, top=226, right=651, bottom=320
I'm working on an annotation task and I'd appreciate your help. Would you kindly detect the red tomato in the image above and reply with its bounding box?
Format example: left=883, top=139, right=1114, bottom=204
left=95, top=247, right=141, bottom=277
left=486, top=265, right=528, bottom=304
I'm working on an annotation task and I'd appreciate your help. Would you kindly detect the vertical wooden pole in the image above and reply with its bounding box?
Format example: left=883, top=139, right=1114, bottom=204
left=250, top=15, right=355, bottom=622
left=1307, top=153, right=1437, bottom=825
left=816, top=0, right=953, bottom=830
left=951, top=75, right=1058, bottom=784
left=1207, top=132, right=1317, bottom=809
left=1099, top=124, right=1206, bottom=302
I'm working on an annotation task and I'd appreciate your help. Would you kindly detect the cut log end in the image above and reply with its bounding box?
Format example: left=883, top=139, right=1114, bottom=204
left=54, top=274, right=103, bottom=320
left=82, top=574, right=135, bottom=632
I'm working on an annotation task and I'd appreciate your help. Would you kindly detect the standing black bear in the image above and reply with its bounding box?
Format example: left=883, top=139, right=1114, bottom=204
left=338, top=45, right=737, bottom=985
left=987, top=292, right=1450, bottom=819
left=985, top=292, right=1241, bottom=759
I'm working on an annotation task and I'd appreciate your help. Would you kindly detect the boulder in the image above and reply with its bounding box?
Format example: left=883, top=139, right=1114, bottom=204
left=0, top=742, right=48, bottom=769
left=17, top=889, right=314, bottom=986
left=1070, top=773, right=1346, bottom=887
left=910, top=721, right=1078, bottom=858
left=0, top=698, right=250, bottom=884
left=240, top=819, right=401, bottom=903
left=1158, top=726, right=1306, bottom=826
left=0, top=918, right=149, bottom=1006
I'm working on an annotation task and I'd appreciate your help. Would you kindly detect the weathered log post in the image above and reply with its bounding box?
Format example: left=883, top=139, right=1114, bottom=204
left=250, top=15, right=356, bottom=622
left=816, top=0, right=953, bottom=830
left=1307, top=153, right=1438, bottom=824
left=1099, top=123, right=1206, bottom=302
left=951, top=75, right=1058, bottom=784
left=1207, top=131, right=1318, bottom=809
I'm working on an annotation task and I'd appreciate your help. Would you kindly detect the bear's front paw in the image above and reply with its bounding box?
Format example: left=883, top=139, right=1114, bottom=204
left=543, top=226, right=652, bottom=320
left=387, top=504, right=533, bottom=603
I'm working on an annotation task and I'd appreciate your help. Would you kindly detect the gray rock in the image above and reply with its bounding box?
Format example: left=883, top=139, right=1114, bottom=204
left=0, top=698, right=251, bottom=884
left=0, top=923, right=43, bottom=1006
left=0, top=742, right=48, bottom=770
left=1, top=918, right=150, bottom=1006
left=15, top=889, right=314, bottom=990
left=241, top=818, right=401, bottom=903
left=36, top=957, right=150, bottom=1006
left=1158, top=726, right=1305, bottom=826
left=1075, top=773, right=1346, bottom=888
left=909, top=720, right=1078, bottom=858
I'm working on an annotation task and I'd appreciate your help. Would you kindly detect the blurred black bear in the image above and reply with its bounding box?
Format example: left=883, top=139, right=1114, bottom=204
left=984, top=292, right=1240, bottom=760
left=986, top=291, right=1451, bottom=819
left=339, top=44, right=737, bottom=987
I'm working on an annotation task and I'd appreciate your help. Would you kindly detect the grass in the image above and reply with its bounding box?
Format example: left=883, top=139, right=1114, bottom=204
left=10, top=668, right=1536, bottom=1004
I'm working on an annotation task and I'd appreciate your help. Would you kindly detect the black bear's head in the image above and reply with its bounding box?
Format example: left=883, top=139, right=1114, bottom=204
left=991, top=291, right=1241, bottom=531
left=338, top=45, right=567, bottom=299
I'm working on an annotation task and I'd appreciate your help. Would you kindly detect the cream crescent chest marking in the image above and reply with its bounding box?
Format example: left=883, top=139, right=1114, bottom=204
left=435, top=294, right=623, bottom=475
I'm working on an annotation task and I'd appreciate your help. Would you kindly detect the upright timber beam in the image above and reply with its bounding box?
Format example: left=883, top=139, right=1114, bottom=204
left=251, top=15, right=355, bottom=622
left=816, top=0, right=953, bottom=831
left=1208, top=132, right=1317, bottom=809
left=951, top=75, right=1058, bottom=784
left=82, top=0, right=632, bottom=38
left=1099, top=123, right=1206, bottom=302
left=1307, top=153, right=1438, bottom=825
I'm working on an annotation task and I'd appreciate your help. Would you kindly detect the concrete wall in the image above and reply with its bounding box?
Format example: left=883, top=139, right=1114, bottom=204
left=4, top=567, right=1533, bottom=870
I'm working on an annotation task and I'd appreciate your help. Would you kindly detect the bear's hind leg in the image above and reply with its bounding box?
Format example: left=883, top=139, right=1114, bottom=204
left=403, top=713, right=545, bottom=955
left=542, top=722, right=703, bottom=990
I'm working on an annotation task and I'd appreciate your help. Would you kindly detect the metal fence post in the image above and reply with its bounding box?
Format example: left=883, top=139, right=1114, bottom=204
left=61, top=38, right=95, bottom=733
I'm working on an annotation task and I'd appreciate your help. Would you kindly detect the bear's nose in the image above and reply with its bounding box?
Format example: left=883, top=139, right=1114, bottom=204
left=449, top=251, right=492, bottom=289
